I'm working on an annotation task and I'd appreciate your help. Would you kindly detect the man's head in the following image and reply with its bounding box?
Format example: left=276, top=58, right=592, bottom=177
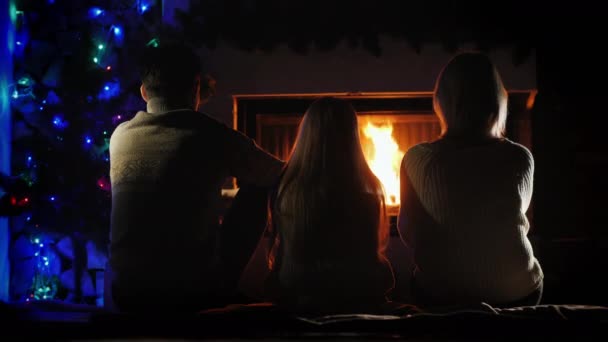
left=138, top=44, right=202, bottom=110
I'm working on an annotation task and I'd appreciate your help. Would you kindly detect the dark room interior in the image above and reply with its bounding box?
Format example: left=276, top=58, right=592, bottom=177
left=1, top=0, right=606, bottom=340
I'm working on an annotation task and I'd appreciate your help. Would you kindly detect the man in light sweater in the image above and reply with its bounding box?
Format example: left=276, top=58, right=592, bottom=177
left=107, top=44, right=284, bottom=312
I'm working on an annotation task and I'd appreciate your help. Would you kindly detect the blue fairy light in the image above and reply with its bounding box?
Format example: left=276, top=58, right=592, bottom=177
left=113, top=26, right=122, bottom=36
left=85, top=136, right=93, bottom=144
left=89, top=7, right=104, bottom=18
left=52, top=115, right=68, bottom=129
left=98, top=80, right=120, bottom=100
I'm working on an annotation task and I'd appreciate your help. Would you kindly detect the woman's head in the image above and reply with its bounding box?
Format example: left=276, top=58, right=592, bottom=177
left=433, top=52, right=508, bottom=139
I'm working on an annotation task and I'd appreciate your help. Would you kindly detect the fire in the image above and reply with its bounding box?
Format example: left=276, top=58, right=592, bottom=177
left=362, top=122, right=404, bottom=206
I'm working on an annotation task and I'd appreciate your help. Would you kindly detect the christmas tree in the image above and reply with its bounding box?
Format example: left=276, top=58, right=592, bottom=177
left=8, top=0, right=166, bottom=305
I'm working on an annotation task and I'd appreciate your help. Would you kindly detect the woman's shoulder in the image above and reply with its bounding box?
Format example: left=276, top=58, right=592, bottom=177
left=499, top=139, right=534, bottom=167
left=404, top=142, right=435, bottom=158
left=401, top=142, right=436, bottom=169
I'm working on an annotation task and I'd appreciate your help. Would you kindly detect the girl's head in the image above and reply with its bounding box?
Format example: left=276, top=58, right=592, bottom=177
left=273, top=97, right=388, bottom=258
left=433, top=52, right=508, bottom=139
left=281, top=97, right=374, bottom=187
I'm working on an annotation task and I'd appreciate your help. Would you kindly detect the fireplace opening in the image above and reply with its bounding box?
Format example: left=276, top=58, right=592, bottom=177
left=229, top=91, right=534, bottom=221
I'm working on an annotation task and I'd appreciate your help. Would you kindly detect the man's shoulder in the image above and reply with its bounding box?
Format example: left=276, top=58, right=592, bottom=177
left=196, top=112, right=254, bottom=143
left=197, top=111, right=232, bottom=130
left=110, top=111, right=146, bottom=139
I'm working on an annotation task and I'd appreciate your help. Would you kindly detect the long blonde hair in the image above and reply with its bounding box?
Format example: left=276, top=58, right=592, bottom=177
left=434, top=52, right=508, bottom=139
left=270, top=97, right=388, bottom=267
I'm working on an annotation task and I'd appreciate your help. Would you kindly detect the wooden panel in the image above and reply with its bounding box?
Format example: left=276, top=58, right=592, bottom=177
left=256, top=113, right=441, bottom=162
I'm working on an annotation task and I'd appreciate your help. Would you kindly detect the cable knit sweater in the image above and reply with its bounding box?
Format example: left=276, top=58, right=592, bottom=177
left=399, top=138, right=543, bottom=305
left=109, top=98, right=283, bottom=296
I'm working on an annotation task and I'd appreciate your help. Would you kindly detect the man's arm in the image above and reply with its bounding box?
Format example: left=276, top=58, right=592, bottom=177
left=225, top=127, right=285, bottom=187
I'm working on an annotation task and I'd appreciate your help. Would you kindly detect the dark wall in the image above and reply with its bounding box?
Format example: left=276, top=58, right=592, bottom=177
left=533, top=26, right=605, bottom=240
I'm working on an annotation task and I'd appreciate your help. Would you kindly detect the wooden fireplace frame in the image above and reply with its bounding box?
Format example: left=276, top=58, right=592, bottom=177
left=233, top=90, right=535, bottom=151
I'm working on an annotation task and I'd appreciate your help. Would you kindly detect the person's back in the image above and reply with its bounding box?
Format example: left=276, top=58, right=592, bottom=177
left=108, top=45, right=283, bottom=311
left=271, top=191, right=393, bottom=312
left=399, top=52, right=543, bottom=308
left=268, top=98, right=394, bottom=313
left=402, top=138, right=542, bottom=305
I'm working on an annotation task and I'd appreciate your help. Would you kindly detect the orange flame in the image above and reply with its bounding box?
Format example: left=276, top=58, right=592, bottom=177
left=362, top=122, right=404, bottom=206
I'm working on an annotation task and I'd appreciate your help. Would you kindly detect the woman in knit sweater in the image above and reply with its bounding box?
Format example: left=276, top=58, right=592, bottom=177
left=399, top=52, right=543, bottom=308
left=267, top=97, right=395, bottom=313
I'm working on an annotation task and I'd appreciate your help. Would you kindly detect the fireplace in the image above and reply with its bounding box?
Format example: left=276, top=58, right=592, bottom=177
left=231, top=91, right=534, bottom=217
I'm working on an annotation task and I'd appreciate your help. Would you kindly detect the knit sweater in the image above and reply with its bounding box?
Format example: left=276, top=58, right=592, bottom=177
left=109, top=98, right=283, bottom=296
left=399, top=138, right=543, bottom=305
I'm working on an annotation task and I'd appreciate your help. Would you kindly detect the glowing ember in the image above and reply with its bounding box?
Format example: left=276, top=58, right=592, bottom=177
left=362, top=122, right=405, bottom=206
